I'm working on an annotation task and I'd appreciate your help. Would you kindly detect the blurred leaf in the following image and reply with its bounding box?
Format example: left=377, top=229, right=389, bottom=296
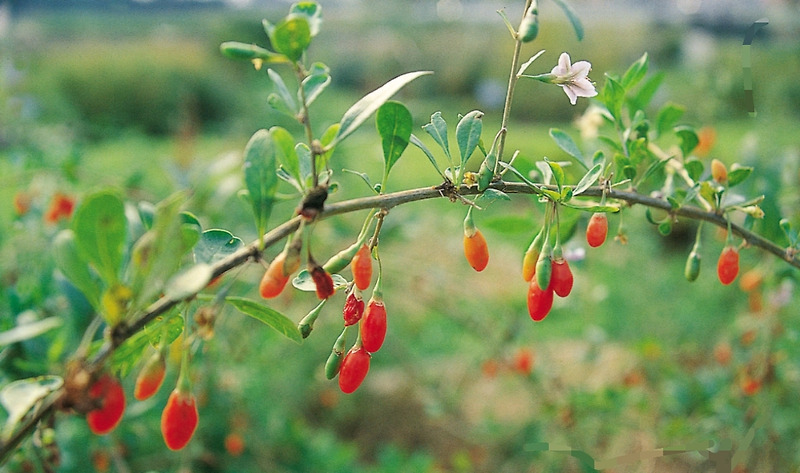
left=630, top=71, right=664, bottom=110
left=111, top=309, right=182, bottom=377
left=674, top=126, right=699, bottom=157
left=573, top=163, right=603, bottom=196
left=292, top=269, right=348, bottom=292
left=267, top=69, right=298, bottom=116
left=658, top=220, right=673, bottom=236
left=72, top=191, right=126, bottom=285
left=551, top=0, right=584, bottom=40
left=53, top=230, right=101, bottom=309
left=685, top=159, right=704, bottom=182
left=219, top=41, right=289, bottom=64
left=243, top=129, right=279, bottom=241
left=621, top=52, right=649, bottom=90
left=456, top=110, right=483, bottom=170
left=300, top=62, right=330, bottom=107
left=194, top=229, right=243, bottom=265
left=0, top=317, right=62, bottom=347
left=422, top=111, right=451, bottom=161
left=638, top=158, right=670, bottom=186
left=290, top=2, right=322, bottom=36
left=728, top=165, right=754, bottom=187
left=656, top=102, right=685, bottom=137
left=164, top=263, right=213, bottom=301
left=601, top=75, right=625, bottom=121
left=270, top=15, right=311, bottom=62
left=481, top=215, right=534, bottom=234
left=409, top=133, right=446, bottom=180
left=333, top=71, right=432, bottom=147
left=137, top=201, right=155, bottom=230
left=376, top=101, right=413, bottom=179
left=1, top=376, right=63, bottom=442
left=225, top=297, right=302, bottom=343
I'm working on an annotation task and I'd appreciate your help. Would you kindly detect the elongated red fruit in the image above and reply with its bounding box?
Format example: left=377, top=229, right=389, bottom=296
left=342, top=290, right=365, bottom=326
left=586, top=213, right=608, bottom=248
left=338, top=347, right=371, bottom=394
left=527, top=279, right=554, bottom=322
left=550, top=258, right=574, bottom=297
left=717, top=246, right=739, bottom=285
left=134, top=352, right=166, bottom=401
left=463, top=229, right=489, bottom=272
left=360, top=299, right=387, bottom=353
left=351, top=244, right=373, bottom=291
left=161, top=389, right=199, bottom=451
left=86, top=374, right=126, bottom=435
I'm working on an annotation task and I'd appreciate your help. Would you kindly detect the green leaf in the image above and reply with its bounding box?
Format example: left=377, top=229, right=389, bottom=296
left=727, top=165, right=754, bottom=187
left=1, top=376, right=63, bottom=442
left=300, top=62, right=330, bottom=107
left=53, top=230, right=101, bottom=308
left=621, top=52, right=649, bottom=90
left=422, top=111, right=451, bottom=161
left=456, top=110, right=483, bottom=169
left=225, top=296, right=302, bottom=343
left=376, top=101, right=413, bottom=178
left=333, top=71, right=432, bottom=147
left=685, top=159, right=704, bottom=182
left=243, top=129, right=279, bottom=240
left=296, top=142, right=313, bottom=188
left=291, top=269, right=348, bottom=292
left=72, top=191, right=126, bottom=285
left=674, top=126, right=699, bottom=157
left=551, top=0, right=584, bottom=41
left=573, top=163, right=603, bottom=196
left=289, top=2, right=322, bottom=36
left=270, top=126, right=300, bottom=186
left=561, top=200, right=621, bottom=212
left=194, top=229, right=243, bottom=265
left=219, top=41, right=289, bottom=64
left=270, top=14, right=311, bottom=62
left=267, top=69, right=298, bottom=115
left=601, top=75, right=625, bottom=121
left=545, top=158, right=565, bottom=193
left=110, top=310, right=182, bottom=377
left=164, top=264, right=213, bottom=301
left=630, top=71, right=664, bottom=110
left=656, top=102, right=685, bottom=137
left=319, top=123, right=339, bottom=165
left=549, top=128, right=586, bottom=168
left=473, top=188, right=511, bottom=208
left=638, top=158, right=670, bottom=186
left=409, top=133, right=446, bottom=180
left=0, top=316, right=62, bottom=347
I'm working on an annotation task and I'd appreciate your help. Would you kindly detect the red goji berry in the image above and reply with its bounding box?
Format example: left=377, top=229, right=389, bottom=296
left=527, top=279, right=553, bottom=322
left=161, top=389, right=199, bottom=451
left=259, top=253, right=290, bottom=299
left=586, top=213, right=608, bottom=248
left=86, top=374, right=126, bottom=435
left=360, top=298, right=387, bottom=353
left=338, top=346, right=371, bottom=394
left=44, top=192, right=75, bottom=224
left=351, top=244, right=373, bottom=290
left=717, top=246, right=739, bottom=285
left=134, top=351, right=166, bottom=401
left=342, top=289, right=365, bottom=326
left=512, top=348, right=535, bottom=375
left=310, top=265, right=335, bottom=299
left=549, top=258, right=574, bottom=297
left=463, top=229, right=489, bottom=272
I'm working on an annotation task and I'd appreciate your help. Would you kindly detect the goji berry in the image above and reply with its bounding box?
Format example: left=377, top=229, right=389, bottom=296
left=534, top=246, right=552, bottom=293
left=338, top=346, right=371, bottom=394
left=134, top=351, right=166, bottom=401
left=351, top=244, right=373, bottom=290
left=161, top=389, right=199, bottom=451
left=360, top=298, right=387, bottom=353
left=522, top=230, right=544, bottom=282
left=684, top=250, right=701, bottom=282
left=342, top=289, right=365, bottom=326
left=259, top=253, right=290, bottom=299
left=224, top=432, right=245, bottom=457
left=711, top=158, right=727, bottom=184
left=717, top=246, right=739, bottom=285
left=549, top=258, right=573, bottom=297
left=86, top=374, right=126, bottom=435
left=44, top=192, right=75, bottom=224
left=586, top=213, right=608, bottom=248
left=527, top=279, right=553, bottom=322
left=512, top=348, right=535, bottom=375
left=310, top=264, right=335, bottom=299
left=463, top=229, right=489, bottom=272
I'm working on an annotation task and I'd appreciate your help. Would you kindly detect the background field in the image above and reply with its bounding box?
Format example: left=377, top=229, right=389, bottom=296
left=2, top=1, right=800, bottom=472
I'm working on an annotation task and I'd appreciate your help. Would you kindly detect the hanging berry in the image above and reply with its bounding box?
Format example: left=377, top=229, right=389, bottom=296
left=717, top=246, right=740, bottom=285
left=351, top=243, right=373, bottom=290
left=338, top=346, right=371, bottom=394
left=259, top=252, right=291, bottom=299
left=86, top=373, right=126, bottom=435
left=550, top=258, right=574, bottom=297
left=161, top=389, right=199, bottom=451
left=134, top=351, right=167, bottom=401
left=586, top=213, right=608, bottom=248
left=527, top=279, right=554, bottom=322
left=463, top=208, right=489, bottom=272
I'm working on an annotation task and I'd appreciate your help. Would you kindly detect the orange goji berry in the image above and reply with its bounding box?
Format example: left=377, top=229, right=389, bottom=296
left=351, top=244, right=373, bottom=290
left=717, top=246, right=739, bottom=285
left=463, top=229, right=489, bottom=272
left=586, top=213, right=608, bottom=248
left=134, top=351, right=166, bottom=401
left=259, top=253, right=290, bottom=299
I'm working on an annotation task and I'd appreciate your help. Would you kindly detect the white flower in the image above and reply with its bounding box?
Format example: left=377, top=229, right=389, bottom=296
left=550, top=52, right=597, bottom=105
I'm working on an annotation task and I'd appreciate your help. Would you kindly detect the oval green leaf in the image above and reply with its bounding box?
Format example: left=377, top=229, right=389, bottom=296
left=225, top=296, right=302, bottom=343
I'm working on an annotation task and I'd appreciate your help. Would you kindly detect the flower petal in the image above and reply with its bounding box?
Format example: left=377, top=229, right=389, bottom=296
left=570, top=60, right=592, bottom=78
left=561, top=85, right=578, bottom=105
left=571, top=78, right=598, bottom=97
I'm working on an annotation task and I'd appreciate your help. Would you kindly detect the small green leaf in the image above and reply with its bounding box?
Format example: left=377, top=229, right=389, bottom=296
left=630, top=71, right=664, bottom=110
left=219, top=41, right=289, bottom=64
left=674, top=126, right=699, bottom=157
left=685, top=159, right=704, bottom=182
left=551, top=0, right=584, bottom=41
left=270, top=14, right=311, bottom=62
left=456, top=110, right=483, bottom=169
left=194, top=229, right=243, bottom=265
left=267, top=69, right=298, bottom=115
left=621, top=52, right=649, bottom=90
left=638, top=158, right=670, bottom=186
left=319, top=123, right=339, bottom=165
left=409, top=133, right=446, bottom=180
left=333, top=71, right=432, bottom=147
left=300, top=62, right=330, bottom=107
left=545, top=158, right=565, bottom=193
left=291, top=269, right=348, bottom=292
left=226, top=296, right=302, bottom=343
left=376, top=101, right=413, bottom=178
left=53, top=230, right=101, bottom=309
left=422, top=111, right=451, bottom=160
left=601, top=74, right=625, bottom=121
left=656, top=102, right=685, bottom=137
left=561, top=200, right=621, bottom=213
left=270, top=126, right=300, bottom=186
left=473, top=188, right=511, bottom=208
left=72, top=191, right=126, bottom=285
left=658, top=220, right=673, bottom=236
left=727, top=165, right=753, bottom=187
left=549, top=128, right=586, bottom=168
left=289, top=2, right=322, bottom=36
left=243, top=129, right=279, bottom=240
left=296, top=142, right=313, bottom=187
left=573, top=163, right=603, bottom=196
left=1, top=376, right=63, bottom=441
